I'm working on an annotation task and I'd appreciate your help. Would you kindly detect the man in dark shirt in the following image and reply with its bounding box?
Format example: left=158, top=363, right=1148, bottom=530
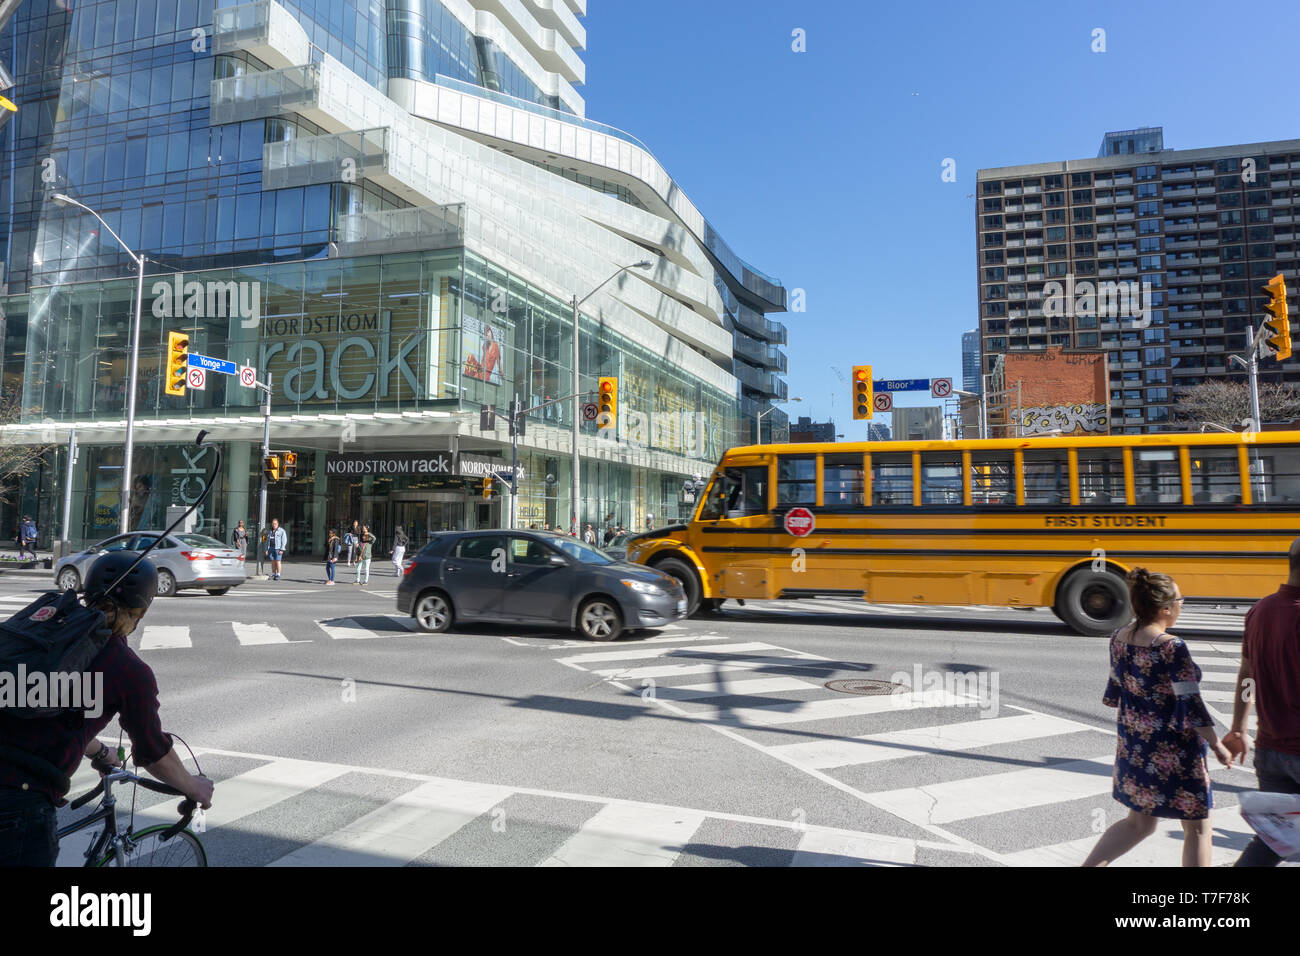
left=1227, top=537, right=1300, bottom=866
left=0, top=553, right=213, bottom=867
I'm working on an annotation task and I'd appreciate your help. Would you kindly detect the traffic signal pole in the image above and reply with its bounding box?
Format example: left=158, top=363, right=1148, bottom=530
left=255, top=371, right=272, bottom=578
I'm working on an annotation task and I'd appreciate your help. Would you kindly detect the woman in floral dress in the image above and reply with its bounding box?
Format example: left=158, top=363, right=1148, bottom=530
left=1083, top=568, right=1232, bottom=866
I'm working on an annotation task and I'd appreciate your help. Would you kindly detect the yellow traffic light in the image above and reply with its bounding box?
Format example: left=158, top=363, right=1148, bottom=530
left=597, top=376, right=618, bottom=430
left=164, top=331, right=189, bottom=396
left=282, top=451, right=297, bottom=478
left=1262, top=273, right=1291, bottom=362
left=481, top=476, right=492, bottom=500
left=263, top=454, right=282, bottom=481
left=852, top=365, right=873, bottom=420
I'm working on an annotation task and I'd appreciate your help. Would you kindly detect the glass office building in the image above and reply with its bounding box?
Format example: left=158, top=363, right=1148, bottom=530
left=0, top=0, right=787, bottom=552
left=976, top=128, right=1300, bottom=433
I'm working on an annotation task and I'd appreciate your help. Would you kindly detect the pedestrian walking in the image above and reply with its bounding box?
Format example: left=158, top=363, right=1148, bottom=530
left=1227, top=537, right=1300, bottom=866
left=1083, top=568, right=1232, bottom=867
left=391, top=525, right=407, bottom=576
left=231, top=520, right=249, bottom=558
left=583, top=524, right=596, bottom=545
left=345, top=521, right=359, bottom=566
left=19, top=516, right=37, bottom=560
left=603, top=525, right=616, bottom=546
left=355, top=525, right=374, bottom=585
left=324, top=528, right=341, bottom=586
left=267, top=518, right=288, bottom=581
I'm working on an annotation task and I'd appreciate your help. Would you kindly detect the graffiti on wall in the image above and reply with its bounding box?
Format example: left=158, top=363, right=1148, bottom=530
left=1011, top=403, right=1109, bottom=436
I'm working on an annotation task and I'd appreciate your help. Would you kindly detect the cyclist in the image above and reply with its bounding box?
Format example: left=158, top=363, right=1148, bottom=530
left=0, top=552, right=214, bottom=867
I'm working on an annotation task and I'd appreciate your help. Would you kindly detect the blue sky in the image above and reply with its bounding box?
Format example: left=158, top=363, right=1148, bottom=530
left=581, top=0, right=1300, bottom=438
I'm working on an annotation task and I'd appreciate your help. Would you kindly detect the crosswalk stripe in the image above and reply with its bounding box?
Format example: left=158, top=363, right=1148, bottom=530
left=138, top=626, right=191, bottom=650
left=590, top=654, right=843, bottom=681
left=1002, top=806, right=1256, bottom=867
left=317, top=618, right=399, bottom=641
left=865, top=755, right=1114, bottom=826
left=650, top=676, right=823, bottom=702
left=559, top=641, right=783, bottom=665
left=711, top=690, right=976, bottom=727
left=1198, top=670, right=1240, bottom=683
left=269, top=778, right=513, bottom=867
left=791, top=828, right=918, bottom=866
left=231, top=622, right=296, bottom=646
left=132, top=757, right=349, bottom=830
left=538, top=802, right=706, bottom=867
left=765, top=713, right=1095, bottom=770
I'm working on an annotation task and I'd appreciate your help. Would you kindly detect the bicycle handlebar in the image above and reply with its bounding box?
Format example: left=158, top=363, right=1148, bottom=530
left=68, top=767, right=185, bottom=811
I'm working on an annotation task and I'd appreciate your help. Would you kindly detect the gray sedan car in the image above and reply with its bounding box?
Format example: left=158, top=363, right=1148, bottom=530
left=396, top=530, right=687, bottom=641
left=54, top=531, right=247, bottom=597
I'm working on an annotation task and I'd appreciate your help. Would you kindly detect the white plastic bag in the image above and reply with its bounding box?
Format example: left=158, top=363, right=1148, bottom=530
left=1239, top=791, right=1300, bottom=858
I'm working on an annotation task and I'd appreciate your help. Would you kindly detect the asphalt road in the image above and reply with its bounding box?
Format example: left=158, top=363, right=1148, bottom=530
left=0, top=563, right=1273, bottom=868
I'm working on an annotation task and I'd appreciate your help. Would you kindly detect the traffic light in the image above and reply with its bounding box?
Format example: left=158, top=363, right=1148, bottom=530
left=597, top=376, right=618, bottom=430
left=263, top=454, right=282, bottom=481
left=164, top=331, right=190, bottom=396
left=852, top=365, right=873, bottom=420
left=1262, top=273, right=1291, bottom=362
left=481, top=476, right=493, bottom=500
left=282, top=452, right=297, bottom=479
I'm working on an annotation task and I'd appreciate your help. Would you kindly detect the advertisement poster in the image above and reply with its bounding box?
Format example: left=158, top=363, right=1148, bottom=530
left=92, top=469, right=120, bottom=533
left=462, top=314, right=505, bottom=386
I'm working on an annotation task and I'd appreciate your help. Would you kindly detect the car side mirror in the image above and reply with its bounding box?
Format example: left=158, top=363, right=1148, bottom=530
left=548, top=554, right=568, bottom=567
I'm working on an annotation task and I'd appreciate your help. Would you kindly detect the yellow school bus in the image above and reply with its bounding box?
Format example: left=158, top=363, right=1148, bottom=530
left=625, top=432, right=1300, bottom=635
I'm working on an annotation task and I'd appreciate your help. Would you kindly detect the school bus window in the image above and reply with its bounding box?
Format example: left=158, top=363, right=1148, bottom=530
left=1133, top=448, right=1181, bottom=504
left=777, top=457, right=817, bottom=506
left=1022, top=450, right=1070, bottom=504
left=1249, top=445, right=1300, bottom=504
left=699, top=466, right=769, bottom=520
left=921, top=456, right=963, bottom=505
left=970, top=454, right=1014, bottom=505
left=872, top=454, right=913, bottom=507
left=1077, top=448, right=1125, bottom=505
left=823, top=454, right=865, bottom=507
left=1190, top=447, right=1242, bottom=504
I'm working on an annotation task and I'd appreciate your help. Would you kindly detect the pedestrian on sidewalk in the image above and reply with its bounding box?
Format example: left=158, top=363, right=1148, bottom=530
left=267, top=518, right=288, bottom=581
left=345, top=521, right=359, bottom=566
left=231, top=520, right=248, bottom=558
left=325, top=528, right=341, bottom=586
left=19, top=516, right=37, bottom=560
left=355, top=525, right=374, bottom=585
left=391, top=525, right=407, bottom=576
left=1227, top=537, right=1300, bottom=866
left=1083, top=568, right=1232, bottom=867
left=583, top=524, right=596, bottom=545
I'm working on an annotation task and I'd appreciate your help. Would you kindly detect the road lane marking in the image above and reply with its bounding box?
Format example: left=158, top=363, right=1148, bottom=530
left=539, top=803, right=706, bottom=867
left=138, top=626, right=191, bottom=650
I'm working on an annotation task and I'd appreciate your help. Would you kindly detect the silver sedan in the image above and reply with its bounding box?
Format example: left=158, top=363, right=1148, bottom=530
left=54, top=531, right=248, bottom=597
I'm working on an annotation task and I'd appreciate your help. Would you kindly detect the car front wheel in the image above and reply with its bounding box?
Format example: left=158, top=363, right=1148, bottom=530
left=56, top=567, right=81, bottom=592
left=577, top=597, right=623, bottom=642
left=156, top=569, right=177, bottom=598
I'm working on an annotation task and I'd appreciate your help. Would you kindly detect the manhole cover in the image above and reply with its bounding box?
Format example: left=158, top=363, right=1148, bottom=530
left=824, top=679, right=902, bottom=696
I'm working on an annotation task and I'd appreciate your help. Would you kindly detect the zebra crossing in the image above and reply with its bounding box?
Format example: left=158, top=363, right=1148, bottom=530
left=537, top=629, right=1278, bottom=866
left=53, top=747, right=976, bottom=867
left=728, top=597, right=1248, bottom=634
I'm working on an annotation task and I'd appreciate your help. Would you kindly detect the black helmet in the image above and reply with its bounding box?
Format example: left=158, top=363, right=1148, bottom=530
left=83, top=551, right=158, bottom=610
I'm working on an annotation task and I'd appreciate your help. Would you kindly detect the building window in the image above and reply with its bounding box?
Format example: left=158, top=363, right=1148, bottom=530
left=982, top=181, right=1003, bottom=195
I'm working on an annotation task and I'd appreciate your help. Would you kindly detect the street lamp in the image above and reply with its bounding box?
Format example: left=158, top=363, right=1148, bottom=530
left=52, top=193, right=146, bottom=535
left=756, top=397, right=801, bottom=444
left=571, top=259, right=654, bottom=533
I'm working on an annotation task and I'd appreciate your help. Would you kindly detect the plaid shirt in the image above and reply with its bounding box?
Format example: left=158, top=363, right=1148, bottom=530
left=0, top=635, right=172, bottom=805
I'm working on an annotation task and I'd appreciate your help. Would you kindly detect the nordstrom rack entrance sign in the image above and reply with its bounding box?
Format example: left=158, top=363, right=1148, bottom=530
left=325, top=452, right=455, bottom=477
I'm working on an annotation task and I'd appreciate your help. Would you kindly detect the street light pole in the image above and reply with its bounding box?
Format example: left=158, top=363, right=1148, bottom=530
left=756, top=397, right=801, bottom=444
left=51, top=193, right=145, bottom=534
left=571, top=260, right=653, bottom=534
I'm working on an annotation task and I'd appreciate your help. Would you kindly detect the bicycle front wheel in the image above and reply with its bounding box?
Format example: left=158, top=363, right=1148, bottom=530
left=95, top=827, right=207, bottom=867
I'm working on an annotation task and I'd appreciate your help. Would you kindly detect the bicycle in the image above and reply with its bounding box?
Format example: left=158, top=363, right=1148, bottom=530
left=57, top=761, right=206, bottom=867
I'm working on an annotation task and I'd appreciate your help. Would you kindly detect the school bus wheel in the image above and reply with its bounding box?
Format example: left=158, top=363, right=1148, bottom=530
left=1055, top=567, right=1129, bottom=637
left=652, top=555, right=702, bottom=616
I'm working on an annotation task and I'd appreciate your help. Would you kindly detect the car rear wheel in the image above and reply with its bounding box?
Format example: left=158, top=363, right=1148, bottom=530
left=414, top=591, right=454, bottom=633
left=653, top=557, right=702, bottom=616
left=156, top=569, right=177, bottom=598
left=56, top=567, right=81, bottom=592
left=577, top=597, right=623, bottom=642
left=1056, top=568, right=1129, bottom=636
left=207, top=588, right=230, bottom=596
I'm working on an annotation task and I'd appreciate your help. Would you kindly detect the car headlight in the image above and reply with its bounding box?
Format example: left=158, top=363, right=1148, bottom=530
left=621, top=578, right=665, bottom=595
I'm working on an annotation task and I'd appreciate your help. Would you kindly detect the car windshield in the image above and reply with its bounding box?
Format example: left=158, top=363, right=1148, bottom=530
left=552, top=537, right=614, bottom=565
left=173, top=534, right=228, bottom=549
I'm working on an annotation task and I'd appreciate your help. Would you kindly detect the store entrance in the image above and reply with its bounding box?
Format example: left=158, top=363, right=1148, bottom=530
left=386, top=492, right=472, bottom=551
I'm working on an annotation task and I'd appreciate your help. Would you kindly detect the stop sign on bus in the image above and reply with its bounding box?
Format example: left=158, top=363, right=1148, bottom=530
left=784, top=507, right=815, bottom=537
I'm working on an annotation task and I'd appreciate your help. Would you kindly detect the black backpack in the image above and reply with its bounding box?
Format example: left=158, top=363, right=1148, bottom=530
left=0, top=589, right=110, bottom=718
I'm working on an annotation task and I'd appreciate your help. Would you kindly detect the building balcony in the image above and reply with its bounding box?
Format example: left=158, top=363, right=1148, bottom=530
left=733, top=304, right=786, bottom=344
left=213, top=0, right=311, bottom=69
left=210, top=63, right=321, bottom=126
left=1161, top=170, right=1195, bottom=182
left=733, top=334, right=786, bottom=371
left=333, top=204, right=465, bottom=255
left=263, top=127, right=389, bottom=189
